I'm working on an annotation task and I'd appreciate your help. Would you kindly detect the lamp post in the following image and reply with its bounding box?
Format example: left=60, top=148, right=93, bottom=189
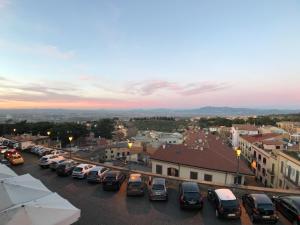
left=235, top=148, right=241, bottom=184
left=47, top=131, right=51, bottom=147
left=13, top=128, right=16, bottom=135
left=68, top=136, right=73, bottom=159
left=127, top=140, right=133, bottom=172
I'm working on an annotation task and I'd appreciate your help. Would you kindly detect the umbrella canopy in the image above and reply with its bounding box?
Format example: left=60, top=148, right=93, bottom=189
left=0, top=174, right=52, bottom=212
left=0, top=164, right=17, bottom=180
left=0, top=193, right=81, bottom=225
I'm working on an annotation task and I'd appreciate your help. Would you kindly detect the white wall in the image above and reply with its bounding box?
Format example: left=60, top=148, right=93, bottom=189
left=152, top=160, right=242, bottom=185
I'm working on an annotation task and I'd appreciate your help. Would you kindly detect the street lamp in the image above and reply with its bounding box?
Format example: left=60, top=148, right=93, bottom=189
left=69, top=136, right=73, bottom=159
left=47, top=131, right=51, bottom=147
left=13, top=128, right=16, bottom=135
left=127, top=140, right=133, bottom=172
left=235, top=148, right=241, bottom=184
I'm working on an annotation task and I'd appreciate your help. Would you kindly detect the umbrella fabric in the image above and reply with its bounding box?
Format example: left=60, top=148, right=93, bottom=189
left=0, top=174, right=52, bottom=212
left=0, top=193, right=81, bottom=225
left=0, top=164, right=17, bottom=180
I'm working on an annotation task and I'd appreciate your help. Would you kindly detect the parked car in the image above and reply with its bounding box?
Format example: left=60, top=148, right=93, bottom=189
left=102, top=170, right=126, bottom=191
left=87, top=166, right=109, bottom=183
left=8, top=154, right=24, bottom=165
left=207, top=188, right=241, bottom=219
left=39, top=154, right=64, bottom=168
left=242, top=193, right=278, bottom=224
left=37, top=148, right=53, bottom=157
left=49, top=159, right=66, bottom=171
left=56, top=160, right=78, bottom=176
left=179, top=182, right=203, bottom=210
left=273, top=195, right=300, bottom=225
left=4, top=149, right=19, bottom=159
left=126, top=173, right=145, bottom=196
left=51, top=150, right=68, bottom=157
left=0, top=158, right=10, bottom=166
left=0, top=146, right=9, bottom=154
left=148, top=177, right=168, bottom=201
left=72, top=164, right=95, bottom=179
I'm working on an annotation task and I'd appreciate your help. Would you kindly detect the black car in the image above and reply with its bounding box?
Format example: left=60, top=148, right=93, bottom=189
left=56, top=160, right=78, bottom=176
left=274, top=196, right=300, bottom=225
left=179, top=182, right=203, bottom=210
left=207, top=188, right=241, bottom=219
left=242, top=194, right=278, bottom=224
left=102, top=170, right=126, bottom=191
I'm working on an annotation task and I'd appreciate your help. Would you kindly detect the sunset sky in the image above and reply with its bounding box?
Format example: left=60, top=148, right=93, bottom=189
left=0, top=0, right=299, bottom=109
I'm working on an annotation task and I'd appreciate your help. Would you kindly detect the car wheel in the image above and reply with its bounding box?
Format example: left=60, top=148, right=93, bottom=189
left=216, top=210, right=219, bottom=218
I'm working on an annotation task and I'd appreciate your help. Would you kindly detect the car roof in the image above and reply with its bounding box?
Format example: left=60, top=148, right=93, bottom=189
left=152, top=178, right=166, bottom=185
left=129, top=173, right=142, bottom=182
left=90, top=166, right=105, bottom=171
left=215, top=189, right=236, bottom=201
left=181, top=182, right=199, bottom=192
left=283, top=196, right=300, bottom=210
left=250, top=194, right=272, bottom=204
left=76, top=163, right=91, bottom=168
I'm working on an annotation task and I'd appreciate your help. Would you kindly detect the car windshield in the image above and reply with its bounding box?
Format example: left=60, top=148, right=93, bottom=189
left=221, top=200, right=238, bottom=207
left=13, top=155, right=21, bottom=159
left=73, top=167, right=83, bottom=172
left=185, top=192, right=200, bottom=198
left=152, top=184, right=164, bottom=190
left=128, top=182, right=142, bottom=188
left=258, top=204, right=274, bottom=210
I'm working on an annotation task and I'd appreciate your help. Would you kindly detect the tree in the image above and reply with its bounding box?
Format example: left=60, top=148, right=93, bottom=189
left=92, top=119, right=115, bottom=139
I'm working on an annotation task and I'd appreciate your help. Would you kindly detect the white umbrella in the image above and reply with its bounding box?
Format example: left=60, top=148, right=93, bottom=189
left=0, top=164, right=17, bottom=180
left=0, top=193, right=81, bottom=225
left=0, top=174, right=52, bottom=212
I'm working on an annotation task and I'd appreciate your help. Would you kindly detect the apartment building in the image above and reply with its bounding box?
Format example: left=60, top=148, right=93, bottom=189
left=239, top=134, right=300, bottom=189
left=151, top=131, right=253, bottom=185
left=231, top=124, right=259, bottom=147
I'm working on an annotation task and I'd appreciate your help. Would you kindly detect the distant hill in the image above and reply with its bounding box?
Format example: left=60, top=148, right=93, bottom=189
left=0, top=107, right=299, bottom=122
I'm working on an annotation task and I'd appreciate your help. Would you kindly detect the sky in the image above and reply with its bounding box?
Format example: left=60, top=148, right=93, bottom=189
left=0, top=0, right=300, bottom=109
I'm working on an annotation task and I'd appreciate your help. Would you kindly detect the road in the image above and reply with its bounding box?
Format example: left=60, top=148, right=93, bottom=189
left=11, top=153, right=292, bottom=225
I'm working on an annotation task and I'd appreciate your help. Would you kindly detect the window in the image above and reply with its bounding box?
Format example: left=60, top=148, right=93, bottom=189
left=262, top=168, right=266, bottom=176
left=111, top=150, right=113, bottom=154
left=279, top=179, right=282, bottom=187
left=263, top=158, right=266, bottom=164
left=127, top=152, right=130, bottom=155
left=276, top=146, right=280, bottom=149
left=117, top=152, right=120, bottom=157
left=258, top=164, right=261, bottom=171
left=156, top=165, right=162, bottom=174
left=280, top=161, right=284, bottom=173
left=258, top=154, right=261, bottom=161
left=190, top=171, right=198, bottom=180
left=204, top=174, right=212, bottom=182
left=167, top=167, right=179, bottom=177
left=271, top=176, right=274, bottom=184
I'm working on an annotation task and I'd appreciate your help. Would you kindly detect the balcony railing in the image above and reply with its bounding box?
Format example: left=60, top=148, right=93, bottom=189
left=284, top=174, right=299, bottom=187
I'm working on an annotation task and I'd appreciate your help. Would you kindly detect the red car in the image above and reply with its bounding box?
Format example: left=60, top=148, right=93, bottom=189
left=4, top=149, right=19, bottom=159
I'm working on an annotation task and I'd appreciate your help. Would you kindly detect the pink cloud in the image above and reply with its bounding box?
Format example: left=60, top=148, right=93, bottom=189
left=125, top=80, right=229, bottom=96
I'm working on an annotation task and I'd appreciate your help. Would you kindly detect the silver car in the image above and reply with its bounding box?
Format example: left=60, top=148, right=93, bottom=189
left=148, top=178, right=168, bottom=201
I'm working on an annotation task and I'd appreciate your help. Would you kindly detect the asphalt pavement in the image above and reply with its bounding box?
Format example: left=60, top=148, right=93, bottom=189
left=11, top=153, right=292, bottom=225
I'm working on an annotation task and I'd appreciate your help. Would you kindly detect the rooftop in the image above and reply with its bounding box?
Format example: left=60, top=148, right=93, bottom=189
left=233, top=124, right=258, bottom=131
left=240, top=133, right=282, bottom=144
left=151, top=130, right=253, bottom=176
left=282, top=151, right=300, bottom=162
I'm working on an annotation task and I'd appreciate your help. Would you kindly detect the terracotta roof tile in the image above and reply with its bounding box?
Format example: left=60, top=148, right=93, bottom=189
left=240, top=133, right=281, bottom=144
left=151, top=131, right=253, bottom=176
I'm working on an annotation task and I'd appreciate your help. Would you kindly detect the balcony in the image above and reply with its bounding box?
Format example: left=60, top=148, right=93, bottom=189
left=284, top=174, right=299, bottom=187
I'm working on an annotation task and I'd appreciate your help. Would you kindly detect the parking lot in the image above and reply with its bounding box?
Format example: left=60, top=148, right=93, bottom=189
left=11, top=153, right=292, bottom=225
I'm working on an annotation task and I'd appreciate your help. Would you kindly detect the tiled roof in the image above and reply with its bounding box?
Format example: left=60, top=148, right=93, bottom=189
left=240, top=133, right=281, bottom=144
left=151, top=131, right=253, bottom=176
left=262, top=140, right=284, bottom=146
left=233, top=124, right=258, bottom=131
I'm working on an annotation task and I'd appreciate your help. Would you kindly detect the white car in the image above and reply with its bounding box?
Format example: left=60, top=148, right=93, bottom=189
left=39, top=154, right=65, bottom=168
left=72, top=164, right=95, bottom=179
left=51, top=150, right=68, bottom=157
